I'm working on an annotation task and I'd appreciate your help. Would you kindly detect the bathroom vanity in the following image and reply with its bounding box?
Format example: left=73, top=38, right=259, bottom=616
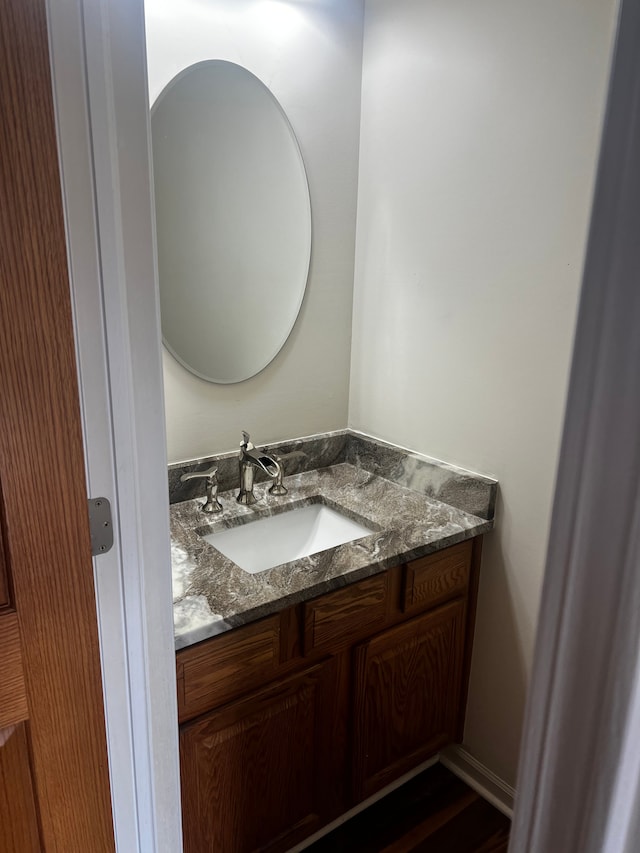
left=177, top=539, right=480, bottom=852
left=169, top=432, right=496, bottom=853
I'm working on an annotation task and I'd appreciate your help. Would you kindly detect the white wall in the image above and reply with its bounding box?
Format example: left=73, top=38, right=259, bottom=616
left=350, top=0, right=617, bottom=785
left=145, top=0, right=364, bottom=463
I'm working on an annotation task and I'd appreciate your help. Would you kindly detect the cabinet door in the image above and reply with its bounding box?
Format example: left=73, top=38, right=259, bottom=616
left=352, top=598, right=466, bottom=801
left=180, top=657, right=345, bottom=853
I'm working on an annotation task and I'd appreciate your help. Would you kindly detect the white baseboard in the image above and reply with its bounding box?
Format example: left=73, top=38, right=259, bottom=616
left=439, top=745, right=515, bottom=819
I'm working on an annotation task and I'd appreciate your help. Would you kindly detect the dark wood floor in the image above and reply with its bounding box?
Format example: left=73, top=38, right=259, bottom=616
left=305, top=763, right=510, bottom=853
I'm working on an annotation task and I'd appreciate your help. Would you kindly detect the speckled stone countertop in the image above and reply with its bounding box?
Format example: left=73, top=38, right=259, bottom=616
left=171, top=462, right=494, bottom=651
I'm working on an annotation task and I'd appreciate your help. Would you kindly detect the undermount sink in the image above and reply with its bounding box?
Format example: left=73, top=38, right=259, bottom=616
left=201, top=502, right=375, bottom=574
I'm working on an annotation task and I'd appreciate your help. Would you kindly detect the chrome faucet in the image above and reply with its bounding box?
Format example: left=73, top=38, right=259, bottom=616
left=237, top=431, right=285, bottom=505
left=180, top=465, right=223, bottom=513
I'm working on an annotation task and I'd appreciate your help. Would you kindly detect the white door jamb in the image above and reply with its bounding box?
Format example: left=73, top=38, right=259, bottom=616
left=46, top=1, right=182, bottom=850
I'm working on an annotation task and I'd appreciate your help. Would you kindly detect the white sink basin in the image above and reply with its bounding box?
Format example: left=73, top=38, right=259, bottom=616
left=201, top=503, right=375, bottom=574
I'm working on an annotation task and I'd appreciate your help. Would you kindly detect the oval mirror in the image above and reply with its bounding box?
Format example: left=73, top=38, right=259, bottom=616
left=151, top=61, right=312, bottom=384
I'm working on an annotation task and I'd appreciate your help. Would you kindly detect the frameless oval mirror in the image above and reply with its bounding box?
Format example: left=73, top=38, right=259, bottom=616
left=151, top=61, right=312, bottom=384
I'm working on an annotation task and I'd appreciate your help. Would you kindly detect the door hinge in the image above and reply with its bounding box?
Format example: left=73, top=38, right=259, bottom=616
left=88, top=497, right=114, bottom=556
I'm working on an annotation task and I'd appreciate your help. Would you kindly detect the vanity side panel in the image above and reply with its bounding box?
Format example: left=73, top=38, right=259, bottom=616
left=456, top=536, right=483, bottom=741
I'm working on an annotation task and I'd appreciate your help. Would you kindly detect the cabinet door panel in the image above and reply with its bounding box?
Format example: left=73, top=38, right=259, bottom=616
left=353, top=599, right=466, bottom=801
left=180, top=657, right=343, bottom=853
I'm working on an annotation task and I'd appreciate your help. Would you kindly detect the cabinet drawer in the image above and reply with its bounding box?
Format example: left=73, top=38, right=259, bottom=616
left=403, top=540, right=471, bottom=615
left=177, top=614, right=281, bottom=722
left=304, top=573, right=389, bottom=654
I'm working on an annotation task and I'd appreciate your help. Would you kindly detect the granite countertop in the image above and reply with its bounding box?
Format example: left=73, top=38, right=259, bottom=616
left=171, top=462, right=494, bottom=650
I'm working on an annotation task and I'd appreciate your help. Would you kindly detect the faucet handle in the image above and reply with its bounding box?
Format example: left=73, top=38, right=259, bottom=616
left=202, top=474, right=223, bottom=514
left=180, top=464, right=218, bottom=483
left=179, top=466, right=222, bottom=513
left=268, top=455, right=288, bottom=496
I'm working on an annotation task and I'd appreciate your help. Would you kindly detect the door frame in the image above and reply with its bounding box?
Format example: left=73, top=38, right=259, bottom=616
left=46, top=1, right=182, bottom=850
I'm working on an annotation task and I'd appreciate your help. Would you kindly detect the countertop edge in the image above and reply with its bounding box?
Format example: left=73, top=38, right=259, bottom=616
left=174, top=517, right=493, bottom=652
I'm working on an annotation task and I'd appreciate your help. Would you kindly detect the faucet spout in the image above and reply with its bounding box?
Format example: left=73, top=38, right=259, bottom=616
left=237, top=432, right=282, bottom=505
left=242, top=447, right=280, bottom=479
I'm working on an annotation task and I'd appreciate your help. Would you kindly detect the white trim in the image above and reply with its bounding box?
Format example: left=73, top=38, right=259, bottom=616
left=46, top=1, right=138, bottom=846
left=287, top=756, right=440, bottom=852
left=45, top=1, right=182, bottom=851
left=439, top=746, right=514, bottom=819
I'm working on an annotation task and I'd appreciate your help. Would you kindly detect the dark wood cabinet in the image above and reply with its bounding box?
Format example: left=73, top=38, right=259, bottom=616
left=303, top=572, right=391, bottom=654
left=352, top=599, right=466, bottom=800
left=180, top=657, right=346, bottom=853
left=177, top=614, right=282, bottom=723
left=177, top=537, right=482, bottom=852
left=402, top=540, right=472, bottom=615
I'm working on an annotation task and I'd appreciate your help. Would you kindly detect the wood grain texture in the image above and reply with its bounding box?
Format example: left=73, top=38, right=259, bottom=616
left=178, top=541, right=483, bottom=849
left=0, top=724, right=42, bottom=852
left=0, top=0, right=114, bottom=848
left=0, top=566, right=7, bottom=608
left=180, top=659, right=342, bottom=853
left=352, top=599, right=467, bottom=801
left=279, top=603, right=303, bottom=663
left=177, top=614, right=281, bottom=722
left=307, top=763, right=510, bottom=853
left=304, top=572, right=390, bottom=654
left=403, top=540, right=471, bottom=615
left=0, top=613, right=28, bottom=729
left=0, top=505, right=9, bottom=608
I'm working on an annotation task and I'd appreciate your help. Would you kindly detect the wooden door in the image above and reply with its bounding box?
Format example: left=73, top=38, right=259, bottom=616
left=0, top=0, right=115, bottom=849
left=180, top=658, right=344, bottom=853
left=352, top=599, right=467, bottom=801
